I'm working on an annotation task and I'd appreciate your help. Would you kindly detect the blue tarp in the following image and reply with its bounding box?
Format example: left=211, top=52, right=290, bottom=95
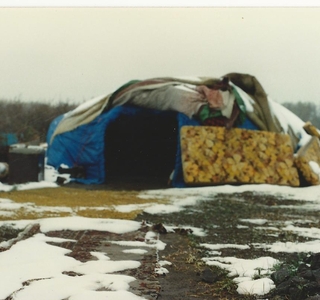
left=0, top=133, right=18, bottom=147
left=47, top=105, right=179, bottom=184
left=47, top=105, right=258, bottom=186
left=48, top=106, right=141, bottom=184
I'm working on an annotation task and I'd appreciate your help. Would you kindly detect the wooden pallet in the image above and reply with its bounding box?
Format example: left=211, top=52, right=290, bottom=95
left=180, top=126, right=300, bottom=187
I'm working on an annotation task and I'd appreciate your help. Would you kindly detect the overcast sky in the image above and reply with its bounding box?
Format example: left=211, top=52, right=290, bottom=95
left=1, top=7, right=320, bottom=104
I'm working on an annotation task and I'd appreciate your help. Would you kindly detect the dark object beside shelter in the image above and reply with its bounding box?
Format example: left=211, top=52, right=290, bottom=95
left=8, top=147, right=45, bottom=184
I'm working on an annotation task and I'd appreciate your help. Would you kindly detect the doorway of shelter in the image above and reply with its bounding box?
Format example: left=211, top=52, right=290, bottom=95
left=104, top=107, right=178, bottom=188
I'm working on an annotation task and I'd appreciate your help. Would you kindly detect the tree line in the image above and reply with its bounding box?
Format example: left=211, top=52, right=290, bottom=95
left=0, top=98, right=318, bottom=144
left=282, top=101, right=320, bottom=129
left=0, top=99, right=77, bottom=143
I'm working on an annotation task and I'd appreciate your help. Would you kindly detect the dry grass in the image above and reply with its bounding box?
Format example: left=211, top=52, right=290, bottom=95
left=0, top=187, right=163, bottom=221
left=0, top=187, right=141, bottom=207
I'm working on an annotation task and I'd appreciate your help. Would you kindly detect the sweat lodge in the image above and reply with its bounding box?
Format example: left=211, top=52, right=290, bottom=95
left=46, top=73, right=320, bottom=188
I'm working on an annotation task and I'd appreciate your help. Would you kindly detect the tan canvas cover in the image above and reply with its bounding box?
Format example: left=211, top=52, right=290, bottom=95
left=50, top=73, right=301, bottom=149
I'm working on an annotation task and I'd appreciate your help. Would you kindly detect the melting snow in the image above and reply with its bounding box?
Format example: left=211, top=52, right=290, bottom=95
left=239, top=218, right=268, bottom=225
left=202, top=255, right=278, bottom=295
left=1, top=167, right=320, bottom=298
left=200, top=243, right=250, bottom=251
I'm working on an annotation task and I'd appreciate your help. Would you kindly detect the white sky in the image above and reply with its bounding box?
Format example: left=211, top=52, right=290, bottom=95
left=1, top=6, right=320, bottom=104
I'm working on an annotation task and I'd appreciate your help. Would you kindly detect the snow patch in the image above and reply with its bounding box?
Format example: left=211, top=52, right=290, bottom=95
left=309, top=161, right=320, bottom=179
left=239, top=218, right=268, bottom=225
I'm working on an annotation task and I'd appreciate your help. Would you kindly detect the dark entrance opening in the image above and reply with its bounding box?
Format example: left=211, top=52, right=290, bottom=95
left=104, top=107, right=178, bottom=188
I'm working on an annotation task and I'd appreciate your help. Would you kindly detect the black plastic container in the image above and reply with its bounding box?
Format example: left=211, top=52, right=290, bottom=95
left=8, top=146, right=45, bottom=184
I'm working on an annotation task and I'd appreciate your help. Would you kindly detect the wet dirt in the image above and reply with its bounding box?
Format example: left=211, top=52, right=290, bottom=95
left=135, top=191, right=320, bottom=299
left=1, top=183, right=319, bottom=299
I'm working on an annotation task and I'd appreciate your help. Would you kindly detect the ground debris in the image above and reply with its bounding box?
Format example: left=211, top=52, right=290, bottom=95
left=200, top=267, right=222, bottom=284
left=266, top=253, right=320, bottom=300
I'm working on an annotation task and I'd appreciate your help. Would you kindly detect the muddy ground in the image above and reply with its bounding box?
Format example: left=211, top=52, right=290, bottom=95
left=133, top=190, right=320, bottom=299
left=1, top=181, right=320, bottom=299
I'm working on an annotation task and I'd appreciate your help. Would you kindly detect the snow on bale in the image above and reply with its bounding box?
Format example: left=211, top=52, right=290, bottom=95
left=295, top=136, right=320, bottom=185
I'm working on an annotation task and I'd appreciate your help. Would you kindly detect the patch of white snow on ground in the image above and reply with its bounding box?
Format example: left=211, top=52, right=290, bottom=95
left=155, top=260, right=172, bottom=275
left=110, top=240, right=166, bottom=251
left=239, top=218, right=268, bottom=225
left=202, top=255, right=278, bottom=295
left=113, top=203, right=154, bottom=213
left=14, top=181, right=59, bottom=191
left=39, top=216, right=141, bottom=234
left=236, top=277, right=275, bottom=296
left=138, top=184, right=320, bottom=215
left=206, top=256, right=279, bottom=278
left=255, top=240, right=320, bottom=253
left=0, top=217, right=150, bottom=300
left=0, top=163, right=67, bottom=193
left=122, top=249, right=148, bottom=255
left=282, top=224, right=320, bottom=239
left=0, top=182, right=14, bottom=192
left=143, top=204, right=183, bottom=214
left=200, top=243, right=250, bottom=251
